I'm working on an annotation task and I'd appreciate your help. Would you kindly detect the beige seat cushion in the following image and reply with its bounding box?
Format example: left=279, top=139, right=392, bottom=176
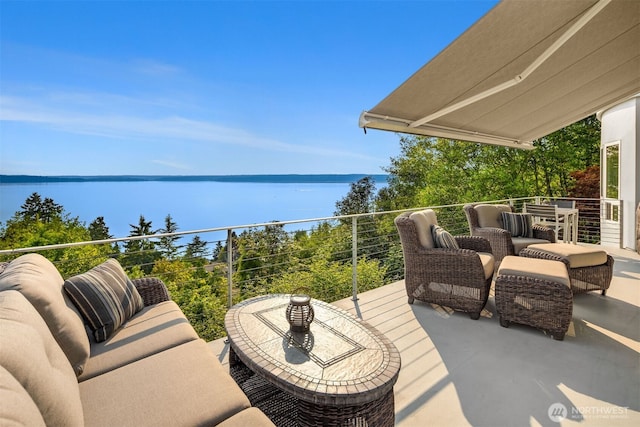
left=478, top=252, right=495, bottom=280
left=217, top=408, right=276, bottom=427
left=0, top=366, right=46, bottom=427
left=527, top=243, right=608, bottom=268
left=474, top=204, right=512, bottom=228
left=0, top=291, right=84, bottom=426
left=498, top=256, right=570, bottom=288
left=511, top=237, right=551, bottom=254
left=79, top=300, right=199, bottom=381
left=80, top=339, right=252, bottom=427
left=0, top=254, right=89, bottom=376
left=409, top=209, right=438, bottom=249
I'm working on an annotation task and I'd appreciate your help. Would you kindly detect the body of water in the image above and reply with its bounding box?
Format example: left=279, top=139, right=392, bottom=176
left=0, top=176, right=387, bottom=239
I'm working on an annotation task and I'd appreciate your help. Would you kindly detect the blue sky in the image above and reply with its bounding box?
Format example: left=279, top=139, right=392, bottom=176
left=1, top=0, right=498, bottom=176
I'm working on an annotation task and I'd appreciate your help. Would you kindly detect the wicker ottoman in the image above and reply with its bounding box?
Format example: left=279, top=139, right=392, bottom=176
left=520, top=243, right=613, bottom=295
left=495, top=256, right=572, bottom=340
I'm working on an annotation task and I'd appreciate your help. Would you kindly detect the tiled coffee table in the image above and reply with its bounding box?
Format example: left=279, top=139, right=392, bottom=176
left=224, top=294, right=401, bottom=427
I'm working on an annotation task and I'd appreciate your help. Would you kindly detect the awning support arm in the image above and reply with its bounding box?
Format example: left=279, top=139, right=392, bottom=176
left=360, top=111, right=528, bottom=146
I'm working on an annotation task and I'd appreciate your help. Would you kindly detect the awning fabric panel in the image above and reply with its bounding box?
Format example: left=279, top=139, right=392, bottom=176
left=360, top=0, right=640, bottom=149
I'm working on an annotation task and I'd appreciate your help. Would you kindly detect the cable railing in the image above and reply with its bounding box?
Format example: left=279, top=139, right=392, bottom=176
left=0, top=197, right=610, bottom=341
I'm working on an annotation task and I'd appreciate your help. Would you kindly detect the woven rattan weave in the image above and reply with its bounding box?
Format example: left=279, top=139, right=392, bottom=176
left=495, top=257, right=572, bottom=340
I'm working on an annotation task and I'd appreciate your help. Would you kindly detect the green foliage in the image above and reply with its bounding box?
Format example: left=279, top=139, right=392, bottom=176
left=379, top=116, right=601, bottom=208
left=0, top=194, right=112, bottom=276
left=233, top=223, right=292, bottom=293
left=151, top=259, right=228, bottom=341
left=334, top=176, right=377, bottom=216
left=268, top=256, right=386, bottom=304
left=529, top=117, right=600, bottom=197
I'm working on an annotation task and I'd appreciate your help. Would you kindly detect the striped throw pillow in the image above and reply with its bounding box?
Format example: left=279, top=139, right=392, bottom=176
left=431, top=225, right=459, bottom=249
left=64, top=259, right=144, bottom=342
left=501, top=212, right=533, bottom=238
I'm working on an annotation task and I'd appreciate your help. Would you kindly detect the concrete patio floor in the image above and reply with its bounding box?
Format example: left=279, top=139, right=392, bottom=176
left=209, top=245, right=639, bottom=426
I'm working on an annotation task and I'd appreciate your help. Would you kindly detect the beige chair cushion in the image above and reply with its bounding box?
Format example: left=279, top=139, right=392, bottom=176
left=0, top=291, right=84, bottom=426
left=478, top=252, right=495, bottom=280
left=217, top=408, right=276, bottom=427
left=0, top=254, right=89, bottom=376
left=498, top=256, right=570, bottom=287
left=527, top=243, right=608, bottom=268
left=79, top=300, right=199, bottom=381
left=409, top=209, right=438, bottom=249
left=80, top=339, right=251, bottom=427
left=0, top=366, right=46, bottom=427
left=474, top=204, right=512, bottom=228
left=512, top=237, right=551, bottom=255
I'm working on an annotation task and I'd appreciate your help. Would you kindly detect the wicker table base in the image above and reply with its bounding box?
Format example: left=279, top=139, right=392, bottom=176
left=230, top=348, right=395, bottom=427
left=225, top=295, right=400, bottom=427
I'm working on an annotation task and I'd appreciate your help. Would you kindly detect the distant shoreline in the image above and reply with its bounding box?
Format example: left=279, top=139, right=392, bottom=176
left=0, top=174, right=389, bottom=184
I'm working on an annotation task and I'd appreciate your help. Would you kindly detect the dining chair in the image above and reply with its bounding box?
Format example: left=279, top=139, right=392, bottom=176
left=550, top=199, right=576, bottom=209
left=523, top=203, right=563, bottom=241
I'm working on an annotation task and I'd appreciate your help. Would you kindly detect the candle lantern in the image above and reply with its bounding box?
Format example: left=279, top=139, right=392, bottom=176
left=286, top=292, right=314, bottom=332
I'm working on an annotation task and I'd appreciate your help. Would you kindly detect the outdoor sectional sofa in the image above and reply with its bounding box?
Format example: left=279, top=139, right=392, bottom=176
left=0, top=253, right=275, bottom=427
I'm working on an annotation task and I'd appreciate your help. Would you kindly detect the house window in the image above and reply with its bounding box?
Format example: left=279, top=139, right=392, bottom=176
left=604, top=143, right=619, bottom=199
left=602, top=141, right=620, bottom=222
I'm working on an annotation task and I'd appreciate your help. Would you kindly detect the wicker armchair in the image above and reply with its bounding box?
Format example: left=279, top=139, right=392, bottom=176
left=463, top=203, right=556, bottom=266
left=395, top=210, right=494, bottom=320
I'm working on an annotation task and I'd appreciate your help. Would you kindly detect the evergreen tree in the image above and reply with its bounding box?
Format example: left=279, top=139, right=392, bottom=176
left=212, top=241, right=224, bottom=261
left=185, top=235, right=208, bottom=261
left=88, top=216, right=112, bottom=240
left=158, top=214, right=180, bottom=259
left=122, top=215, right=159, bottom=274
left=88, top=216, right=119, bottom=255
left=18, top=192, right=63, bottom=222
left=18, top=192, right=43, bottom=221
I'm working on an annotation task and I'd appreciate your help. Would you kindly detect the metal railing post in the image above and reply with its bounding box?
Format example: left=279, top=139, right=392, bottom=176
left=352, top=216, right=358, bottom=302
left=227, top=228, right=233, bottom=308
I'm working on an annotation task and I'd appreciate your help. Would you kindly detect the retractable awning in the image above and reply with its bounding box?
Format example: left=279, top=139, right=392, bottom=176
left=359, top=0, right=640, bottom=149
